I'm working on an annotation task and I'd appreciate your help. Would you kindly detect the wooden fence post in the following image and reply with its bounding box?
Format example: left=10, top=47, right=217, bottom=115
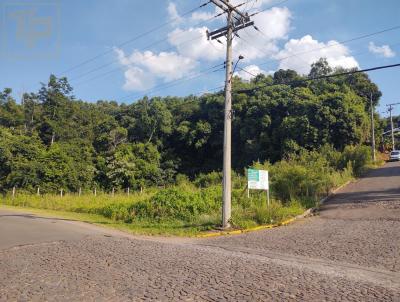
left=94, top=188, right=97, bottom=197
left=112, top=187, right=115, bottom=197
left=60, top=189, right=63, bottom=198
left=12, top=186, right=16, bottom=198
left=79, top=187, right=82, bottom=196
left=37, top=187, right=40, bottom=196
left=127, top=187, right=130, bottom=196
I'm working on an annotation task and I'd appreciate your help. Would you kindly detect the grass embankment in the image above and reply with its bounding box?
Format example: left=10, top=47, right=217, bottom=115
left=1, top=145, right=383, bottom=236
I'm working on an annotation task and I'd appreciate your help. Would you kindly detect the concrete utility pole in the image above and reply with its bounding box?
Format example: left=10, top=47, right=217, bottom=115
left=387, top=102, right=400, bottom=151
left=207, top=0, right=254, bottom=229
left=222, top=9, right=233, bottom=230
left=370, top=93, right=376, bottom=162
left=389, top=106, right=395, bottom=150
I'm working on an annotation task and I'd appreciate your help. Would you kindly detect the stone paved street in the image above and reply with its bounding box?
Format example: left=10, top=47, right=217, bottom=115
left=1, top=162, right=400, bottom=301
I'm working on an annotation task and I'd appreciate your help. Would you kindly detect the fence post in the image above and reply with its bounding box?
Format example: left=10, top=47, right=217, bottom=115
left=94, top=188, right=97, bottom=197
left=37, top=187, right=40, bottom=196
left=60, top=189, right=63, bottom=198
left=127, top=187, right=130, bottom=196
left=112, top=187, right=115, bottom=197
left=12, top=186, right=16, bottom=198
left=140, top=186, right=143, bottom=194
left=79, top=187, right=82, bottom=196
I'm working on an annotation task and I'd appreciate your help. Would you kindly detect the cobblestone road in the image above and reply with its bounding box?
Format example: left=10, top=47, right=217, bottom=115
left=1, top=162, right=400, bottom=301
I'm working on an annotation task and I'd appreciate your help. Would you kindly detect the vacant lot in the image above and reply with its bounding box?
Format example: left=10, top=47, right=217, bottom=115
left=0, top=162, right=399, bottom=301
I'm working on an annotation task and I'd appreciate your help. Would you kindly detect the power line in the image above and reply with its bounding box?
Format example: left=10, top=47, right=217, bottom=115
left=235, top=63, right=400, bottom=94
left=117, top=63, right=225, bottom=102
left=257, top=25, right=400, bottom=69
left=189, top=85, right=225, bottom=97
left=58, top=2, right=211, bottom=76
left=236, top=39, right=400, bottom=81
left=249, top=0, right=290, bottom=16
left=119, top=67, right=225, bottom=102
left=69, top=0, right=291, bottom=88
left=71, top=33, right=206, bottom=84
left=65, top=6, right=226, bottom=83
left=236, top=66, right=258, bottom=78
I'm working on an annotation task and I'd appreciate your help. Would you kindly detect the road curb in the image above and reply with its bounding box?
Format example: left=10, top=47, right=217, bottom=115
left=196, top=180, right=352, bottom=238
left=196, top=217, right=296, bottom=238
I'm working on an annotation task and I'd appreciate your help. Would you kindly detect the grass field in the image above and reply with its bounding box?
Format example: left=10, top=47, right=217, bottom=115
left=1, top=187, right=307, bottom=236
left=2, top=147, right=383, bottom=236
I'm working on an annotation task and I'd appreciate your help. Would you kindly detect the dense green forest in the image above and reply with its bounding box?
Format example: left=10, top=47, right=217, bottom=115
left=0, top=59, right=388, bottom=194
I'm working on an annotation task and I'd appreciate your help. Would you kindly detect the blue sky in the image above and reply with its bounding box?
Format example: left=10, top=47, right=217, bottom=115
left=0, top=0, right=399, bottom=116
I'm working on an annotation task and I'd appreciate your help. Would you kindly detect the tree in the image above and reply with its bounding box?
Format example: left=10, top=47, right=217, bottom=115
left=0, top=88, right=24, bottom=129
left=105, top=143, right=161, bottom=190
left=38, top=75, right=74, bottom=145
left=0, top=60, right=385, bottom=191
left=309, top=58, right=332, bottom=78
left=0, top=127, right=44, bottom=192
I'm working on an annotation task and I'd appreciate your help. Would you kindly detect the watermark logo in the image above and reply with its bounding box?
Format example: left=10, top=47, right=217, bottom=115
left=1, top=1, right=60, bottom=59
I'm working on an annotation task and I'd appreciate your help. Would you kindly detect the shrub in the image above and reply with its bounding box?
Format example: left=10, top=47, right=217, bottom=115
left=132, top=187, right=220, bottom=221
left=194, top=171, right=222, bottom=188
left=338, top=145, right=372, bottom=176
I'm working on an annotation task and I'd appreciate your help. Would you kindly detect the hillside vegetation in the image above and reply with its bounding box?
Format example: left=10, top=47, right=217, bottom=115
left=0, top=59, right=385, bottom=233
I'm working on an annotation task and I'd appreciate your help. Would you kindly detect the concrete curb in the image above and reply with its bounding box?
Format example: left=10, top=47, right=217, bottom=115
left=196, top=180, right=352, bottom=238
left=196, top=217, right=296, bottom=238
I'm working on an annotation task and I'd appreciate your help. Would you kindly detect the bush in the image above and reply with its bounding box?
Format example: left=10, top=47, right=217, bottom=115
left=338, top=145, right=372, bottom=176
left=194, top=171, right=222, bottom=188
left=132, top=187, right=220, bottom=221
left=249, top=147, right=354, bottom=205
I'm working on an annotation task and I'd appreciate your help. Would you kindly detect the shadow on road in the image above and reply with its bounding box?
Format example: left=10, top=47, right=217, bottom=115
left=0, top=213, right=110, bottom=225
left=361, top=164, right=400, bottom=178
left=328, top=187, right=400, bottom=204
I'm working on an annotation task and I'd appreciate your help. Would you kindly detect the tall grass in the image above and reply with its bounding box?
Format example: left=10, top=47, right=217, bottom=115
left=2, top=192, right=153, bottom=221
left=1, top=145, right=378, bottom=234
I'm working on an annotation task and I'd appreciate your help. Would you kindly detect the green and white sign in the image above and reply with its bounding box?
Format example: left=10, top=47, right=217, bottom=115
left=247, top=169, right=269, bottom=190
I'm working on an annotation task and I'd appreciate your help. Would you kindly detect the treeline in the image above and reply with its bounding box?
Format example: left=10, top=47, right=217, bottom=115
left=0, top=59, right=385, bottom=193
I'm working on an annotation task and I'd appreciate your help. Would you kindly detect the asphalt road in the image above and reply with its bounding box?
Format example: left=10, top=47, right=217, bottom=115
left=1, top=162, right=400, bottom=301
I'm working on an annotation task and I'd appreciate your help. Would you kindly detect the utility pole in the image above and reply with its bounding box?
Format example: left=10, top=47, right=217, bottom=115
left=389, top=105, right=394, bottom=151
left=222, top=9, right=233, bottom=229
left=207, top=0, right=254, bottom=229
left=370, top=93, right=376, bottom=162
left=387, top=102, right=400, bottom=151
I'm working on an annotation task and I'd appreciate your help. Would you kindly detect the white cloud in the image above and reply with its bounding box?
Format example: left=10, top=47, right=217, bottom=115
left=253, top=7, right=292, bottom=40
left=191, top=11, right=215, bottom=22
left=233, top=7, right=291, bottom=61
left=123, top=67, right=155, bottom=91
left=115, top=48, right=196, bottom=91
left=170, top=7, right=291, bottom=62
left=168, top=27, right=225, bottom=61
left=234, top=64, right=271, bottom=81
left=167, top=2, right=182, bottom=23
left=114, top=3, right=294, bottom=91
left=130, top=50, right=196, bottom=81
left=368, top=42, right=396, bottom=58
left=276, top=35, right=359, bottom=74
left=230, top=0, right=273, bottom=10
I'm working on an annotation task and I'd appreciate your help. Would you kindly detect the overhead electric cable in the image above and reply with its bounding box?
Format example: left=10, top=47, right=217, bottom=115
left=257, top=25, right=400, bottom=68
left=65, top=6, right=226, bottom=82
left=117, top=63, right=225, bottom=102
left=235, top=63, right=400, bottom=94
left=71, top=33, right=206, bottom=83
left=58, top=1, right=211, bottom=76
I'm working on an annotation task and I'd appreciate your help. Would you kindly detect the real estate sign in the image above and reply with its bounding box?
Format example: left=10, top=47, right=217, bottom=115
left=247, top=169, right=269, bottom=190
